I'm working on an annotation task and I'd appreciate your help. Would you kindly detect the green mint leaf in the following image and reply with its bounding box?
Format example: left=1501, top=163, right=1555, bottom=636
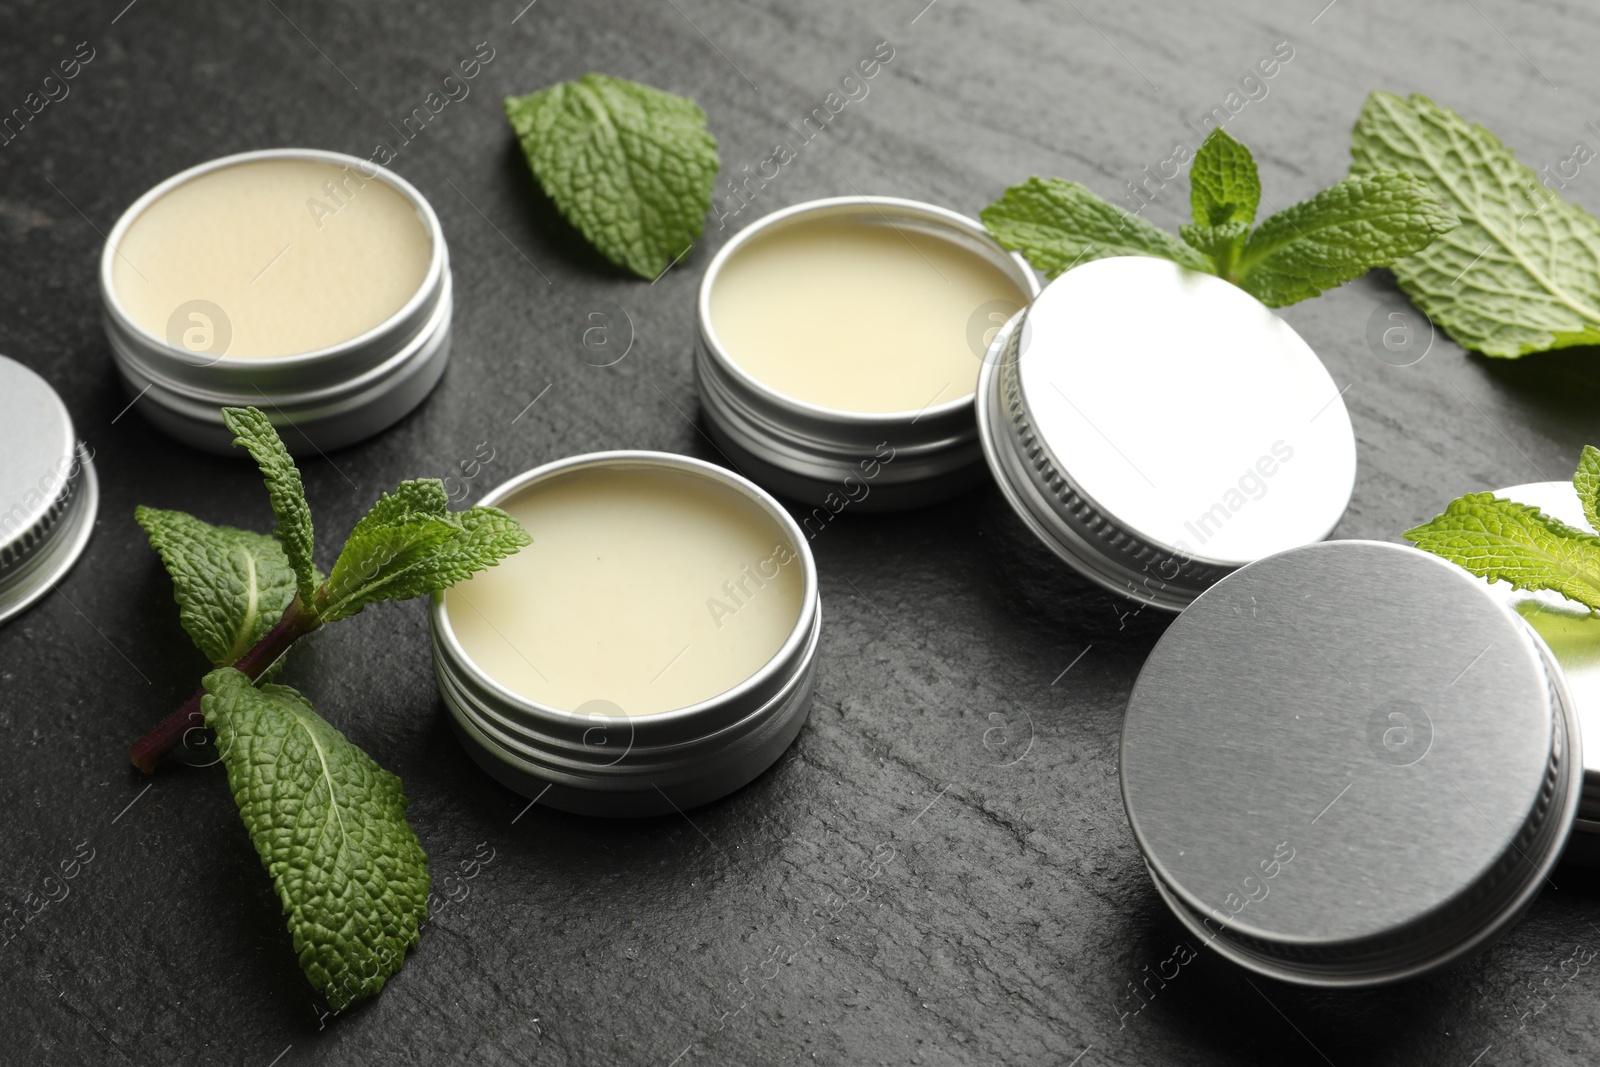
left=504, top=73, right=720, bottom=279
left=348, top=478, right=451, bottom=528
left=134, top=507, right=297, bottom=667
left=1403, top=493, right=1600, bottom=612
left=1575, top=446, right=1600, bottom=533
left=1180, top=221, right=1249, bottom=279
left=411, top=506, right=533, bottom=587
left=221, top=407, right=318, bottom=605
left=315, top=481, right=530, bottom=624
left=201, top=668, right=429, bottom=1011
left=1351, top=91, right=1600, bottom=357
left=318, top=517, right=462, bottom=623
left=1232, top=172, right=1456, bottom=307
left=981, top=176, right=1211, bottom=277
left=1190, top=128, right=1260, bottom=226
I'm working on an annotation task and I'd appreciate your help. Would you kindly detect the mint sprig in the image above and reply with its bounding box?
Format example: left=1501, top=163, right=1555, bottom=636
left=129, top=406, right=531, bottom=1011
left=505, top=73, right=720, bottom=279
left=203, top=669, right=431, bottom=1012
left=982, top=128, right=1457, bottom=307
left=1351, top=91, right=1600, bottom=357
left=1405, top=447, right=1600, bottom=612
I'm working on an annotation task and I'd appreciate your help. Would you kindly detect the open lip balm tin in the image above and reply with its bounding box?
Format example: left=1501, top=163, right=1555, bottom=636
left=1121, top=540, right=1581, bottom=986
left=429, top=451, right=821, bottom=817
left=976, top=255, right=1358, bottom=610
left=696, top=196, right=1040, bottom=510
left=101, top=148, right=452, bottom=455
left=0, top=356, right=98, bottom=625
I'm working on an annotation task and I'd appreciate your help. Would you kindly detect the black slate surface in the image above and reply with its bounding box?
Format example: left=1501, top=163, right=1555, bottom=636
left=3, top=1, right=1600, bottom=1064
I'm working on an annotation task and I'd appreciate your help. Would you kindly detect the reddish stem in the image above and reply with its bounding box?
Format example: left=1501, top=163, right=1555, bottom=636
left=129, top=598, right=320, bottom=773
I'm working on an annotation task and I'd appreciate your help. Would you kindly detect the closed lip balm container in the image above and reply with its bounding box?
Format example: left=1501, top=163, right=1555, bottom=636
left=429, top=451, right=821, bottom=816
left=976, top=255, right=1357, bottom=610
left=1121, top=540, right=1581, bottom=986
left=0, top=356, right=97, bottom=625
left=696, top=197, right=1040, bottom=510
left=101, top=148, right=451, bottom=455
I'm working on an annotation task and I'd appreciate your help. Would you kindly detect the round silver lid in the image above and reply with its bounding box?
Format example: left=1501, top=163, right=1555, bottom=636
left=0, top=355, right=98, bottom=625
left=1477, top=481, right=1600, bottom=833
left=976, top=256, right=1357, bottom=611
left=1121, top=540, right=1580, bottom=986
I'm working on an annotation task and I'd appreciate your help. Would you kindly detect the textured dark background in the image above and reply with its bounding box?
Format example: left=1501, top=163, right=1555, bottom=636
left=2, top=0, right=1599, bottom=1064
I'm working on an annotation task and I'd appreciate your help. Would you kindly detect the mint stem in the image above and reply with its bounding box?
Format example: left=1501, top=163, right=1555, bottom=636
left=130, top=596, right=321, bottom=773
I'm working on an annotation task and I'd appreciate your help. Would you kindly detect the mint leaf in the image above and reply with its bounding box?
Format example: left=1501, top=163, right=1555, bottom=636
left=1576, top=446, right=1600, bottom=532
left=981, top=176, right=1210, bottom=276
left=134, top=507, right=297, bottom=666
left=221, top=407, right=318, bottom=604
left=202, top=668, right=429, bottom=1011
left=404, top=506, right=532, bottom=589
left=1232, top=173, right=1456, bottom=307
left=1351, top=92, right=1600, bottom=357
left=1180, top=221, right=1249, bottom=279
left=1403, top=493, right=1600, bottom=612
left=504, top=73, right=720, bottom=279
left=1190, top=128, right=1260, bottom=226
left=349, top=478, right=450, bottom=528
left=315, top=482, right=529, bottom=624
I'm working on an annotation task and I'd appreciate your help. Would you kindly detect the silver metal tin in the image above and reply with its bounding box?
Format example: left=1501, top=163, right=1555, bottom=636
left=695, top=197, right=1040, bottom=511
left=100, top=149, right=451, bottom=455
left=976, top=256, right=1357, bottom=612
left=428, top=451, right=821, bottom=817
left=0, top=356, right=98, bottom=625
left=1121, top=540, right=1581, bottom=986
left=1475, top=482, right=1600, bottom=837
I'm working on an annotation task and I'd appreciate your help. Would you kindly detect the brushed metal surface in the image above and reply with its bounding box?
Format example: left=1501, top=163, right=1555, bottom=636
left=1122, top=540, right=1578, bottom=983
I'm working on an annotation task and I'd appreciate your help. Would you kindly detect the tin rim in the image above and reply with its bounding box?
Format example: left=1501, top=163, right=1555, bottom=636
left=429, top=450, right=820, bottom=729
left=99, top=147, right=447, bottom=369
left=697, top=195, right=1038, bottom=424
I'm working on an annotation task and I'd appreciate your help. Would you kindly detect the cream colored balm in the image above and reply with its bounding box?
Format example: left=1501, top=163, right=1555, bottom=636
left=113, top=159, right=431, bottom=359
left=709, top=216, right=1028, bottom=413
left=445, top=467, right=804, bottom=716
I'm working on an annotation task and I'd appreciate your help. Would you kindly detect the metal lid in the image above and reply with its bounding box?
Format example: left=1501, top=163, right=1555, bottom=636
left=1477, top=481, right=1600, bottom=833
left=976, top=256, right=1357, bottom=611
left=1121, top=540, right=1580, bottom=986
left=0, top=355, right=98, bottom=625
